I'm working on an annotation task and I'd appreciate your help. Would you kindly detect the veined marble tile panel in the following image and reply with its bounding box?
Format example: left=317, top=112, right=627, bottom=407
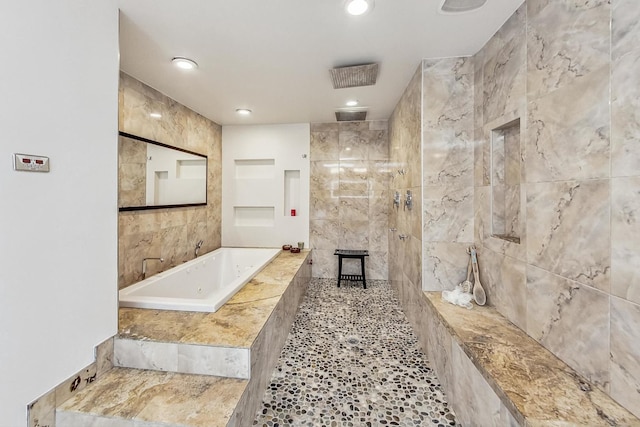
left=309, top=189, right=339, bottom=221
left=526, top=66, right=610, bottom=182
left=310, top=160, right=339, bottom=190
left=481, top=3, right=525, bottom=69
left=477, top=247, right=527, bottom=330
left=422, top=242, right=471, bottom=291
left=311, top=248, right=338, bottom=279
left=482, top=6, right=526, bottom=124
left=310, top=122, right=339, bottom=133
left=57, top=368, right=246, bottom=427
left=338, top=130, right=368, bottom=161
left=474, top=126, right=490, bottom=187
left=402, top=236, right=422, bottom=290
left=611, top=177, right=640, bottom=304
left=364, top=129, right=389, bottom=160
left=612, top=0, right=640, bottom=60
left=526, top=180, right=610, bottom=292
left=366, top=250, right=388, bottom=281
left=338, top=195, right=369, bottom=220
left=422, top=58, right=473, bottom=131
left=177, top=345, right=250, bottom=379
left=423, top=185, right=473, bottom=243
left=527, top=0, right=611, bottom=100
left=310, top=130, right=339, bottom=161
left=114, top=339, right=178, bottom=372
left=368, top=220, right=388, bottom=252
left=526, top=265, right=610, bottom=389
left=368, top=161, right=391, bottom=191
left=610, top=297, right=640, bottom=418
left=450, top=341, right=502, bottom=426
left=368, top=189, right=389, bottom=223
left=611, top=48, right=640, bottom=177
left=310, top=219, right=339, bottom=250
left=338, top=219, right=369, bottom=249
left=422, top=128, right=473, bottom=188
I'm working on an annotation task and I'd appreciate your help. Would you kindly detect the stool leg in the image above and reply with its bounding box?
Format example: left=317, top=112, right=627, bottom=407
left=361, top=256, right=366, bottom=289
left=337, top=256, right=343, bottom=288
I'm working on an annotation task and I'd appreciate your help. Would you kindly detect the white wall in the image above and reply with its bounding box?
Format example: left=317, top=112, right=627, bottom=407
left=0, top=1, right=119, bottom=424
left=222, top=124, right=310, bottom=248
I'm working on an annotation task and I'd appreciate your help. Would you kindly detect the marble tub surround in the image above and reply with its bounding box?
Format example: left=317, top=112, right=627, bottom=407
left=423, top=292, right=640, bottom=426
left=309, top=121, right=389, bottom=280
left=118, top=72, right=222, bottom=289
left=59, top=250, right=310, bottom=426
left=28, top=337, right=115, bottom=427
left=57, top=368, right=247, bottom=427
left=118, top=250, right=310, bottom=348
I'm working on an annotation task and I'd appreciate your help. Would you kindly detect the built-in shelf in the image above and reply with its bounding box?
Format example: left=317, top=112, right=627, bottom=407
left=235, top=159, right=275, bottom=179
left=234, top=206, right=275, bottom=227
left=177, top=159, right=206, bottom=179
left=284, top=170, right=300, bottom=216
left=491, top=118, right=521, bottom=243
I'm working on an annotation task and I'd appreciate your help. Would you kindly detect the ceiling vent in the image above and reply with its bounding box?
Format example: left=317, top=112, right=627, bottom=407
left=329, top=63, right=378, bottom=89
left=439, top=0, right=486, bottom=13
left=335, top=111, right=367, bottom=122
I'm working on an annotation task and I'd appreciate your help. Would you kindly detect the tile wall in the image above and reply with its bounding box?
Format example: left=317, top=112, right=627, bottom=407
left=388, top=66, right=422, bottom=300
left=422, top=58, right=475, bottom=292
left=118, top=73, right=222, bottom=289
left=309, top=121, right=389, bottom=281
left=472, top=0, right=640, bottom=417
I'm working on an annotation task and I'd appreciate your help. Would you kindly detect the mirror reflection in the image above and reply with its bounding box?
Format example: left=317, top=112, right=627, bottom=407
left=118, top=132, right=207, bottom=211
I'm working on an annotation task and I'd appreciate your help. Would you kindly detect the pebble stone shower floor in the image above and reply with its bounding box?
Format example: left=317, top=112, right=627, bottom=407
left=253, top=278, right=458, bottom=426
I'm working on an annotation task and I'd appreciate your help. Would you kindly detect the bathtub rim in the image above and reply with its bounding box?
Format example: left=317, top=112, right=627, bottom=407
left=118, top=246, right=282, bottom=313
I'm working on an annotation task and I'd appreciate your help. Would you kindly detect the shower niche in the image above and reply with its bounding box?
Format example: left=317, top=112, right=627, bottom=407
left=491, top=118, right=521, bottom=244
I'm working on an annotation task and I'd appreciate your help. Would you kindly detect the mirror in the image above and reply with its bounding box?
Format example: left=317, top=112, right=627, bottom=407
left=118, top=132, right=207, bottom=211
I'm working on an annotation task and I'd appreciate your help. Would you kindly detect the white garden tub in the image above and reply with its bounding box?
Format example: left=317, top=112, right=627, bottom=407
left=119, top=247, right=281, bottom=312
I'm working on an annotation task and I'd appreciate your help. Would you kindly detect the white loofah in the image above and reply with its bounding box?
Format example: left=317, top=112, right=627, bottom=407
left=441, top=285, right=474, bottom=310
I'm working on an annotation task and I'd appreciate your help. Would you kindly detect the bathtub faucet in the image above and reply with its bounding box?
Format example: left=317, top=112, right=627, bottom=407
left=195, top=240, right=204, bottom=258
left=142, top=257, right=164, bottom=279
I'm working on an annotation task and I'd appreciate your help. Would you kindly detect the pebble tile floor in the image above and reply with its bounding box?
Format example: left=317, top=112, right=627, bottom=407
left=253, top=278, right=458, bottom=427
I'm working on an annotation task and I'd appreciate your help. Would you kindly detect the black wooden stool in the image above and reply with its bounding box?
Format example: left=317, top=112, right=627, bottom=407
left=334, top=249, right=369, bottom=289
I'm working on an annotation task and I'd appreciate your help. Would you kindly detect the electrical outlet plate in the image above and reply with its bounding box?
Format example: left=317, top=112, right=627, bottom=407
left=13, top=153, right=50, bottom=172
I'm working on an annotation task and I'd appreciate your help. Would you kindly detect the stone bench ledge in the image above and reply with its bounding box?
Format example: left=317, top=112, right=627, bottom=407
left=423, top=291, right=640, bottom=426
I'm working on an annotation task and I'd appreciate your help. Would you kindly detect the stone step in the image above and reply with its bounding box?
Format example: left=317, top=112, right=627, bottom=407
left=114, top=337, right=250, bottom=379
left=56, top=367, right=249, bottom=427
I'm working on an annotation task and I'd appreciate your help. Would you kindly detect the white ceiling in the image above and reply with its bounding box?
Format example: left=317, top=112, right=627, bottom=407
left=118, top=0, right=523, bottom=126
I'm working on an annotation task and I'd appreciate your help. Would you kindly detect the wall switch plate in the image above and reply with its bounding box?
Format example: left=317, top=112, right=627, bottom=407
left=13, top=153, right=50, bottom=172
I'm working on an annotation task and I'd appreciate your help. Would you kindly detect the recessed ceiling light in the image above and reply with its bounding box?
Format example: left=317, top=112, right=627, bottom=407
left=149, top=112, right=162, bottom=119
left=171, top=57, right=198, bottom=70
left=345, top=0, right=374, bottom=16
left=346, top=100, right=359, bottom=107
left=236, top=108, right=252, bottom=115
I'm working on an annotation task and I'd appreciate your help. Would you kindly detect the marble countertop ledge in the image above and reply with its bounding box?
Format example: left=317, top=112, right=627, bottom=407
left=119, top=250, right=309, bottom=348
left=424, top=292, right=640, bottom=426
left=57, top=367, right=247, bottom=427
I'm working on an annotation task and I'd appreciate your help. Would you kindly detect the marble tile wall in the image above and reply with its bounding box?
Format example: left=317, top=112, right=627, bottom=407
left=27, top=337, right=114, bottom=427
left=422, top=57, right=475, bottom=292
left=309, top=121, right=389, bottom=280
left=471, top=0, right=640, bottom=417
left=388, top=65, right=422, bottom=301
left=118, top=73, right=222, bottom=289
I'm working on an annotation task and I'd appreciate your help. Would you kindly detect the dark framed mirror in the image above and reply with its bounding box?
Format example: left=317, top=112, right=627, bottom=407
left=118, top=131, right=207, bottom=211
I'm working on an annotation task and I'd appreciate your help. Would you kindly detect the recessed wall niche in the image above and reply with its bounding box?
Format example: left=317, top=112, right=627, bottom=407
left=491, top=118, right=521, bottom=244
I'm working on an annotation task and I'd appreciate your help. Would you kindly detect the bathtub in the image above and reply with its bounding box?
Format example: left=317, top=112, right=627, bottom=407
left=119, top=247, right=281, bottom=312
